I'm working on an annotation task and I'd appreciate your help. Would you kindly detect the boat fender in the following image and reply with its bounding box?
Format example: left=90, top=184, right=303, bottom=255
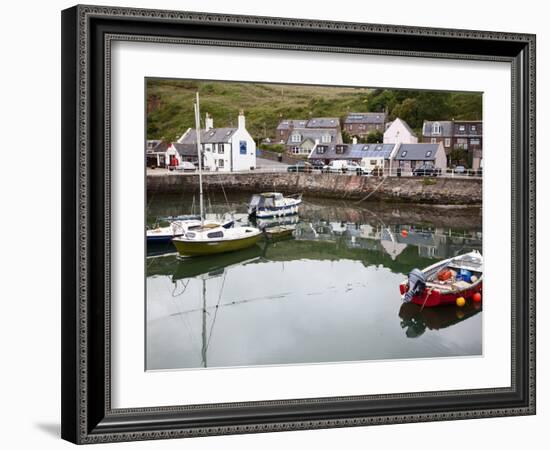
left=403, top=269, right=426, bottom=303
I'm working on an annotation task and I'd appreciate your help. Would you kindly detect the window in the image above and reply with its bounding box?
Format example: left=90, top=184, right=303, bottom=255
left=425, top=151, right=432, bottom=157
left=218, top=159, right=224, bottom=168
left=239, top=140, right=247, bottom=155
left=292, top=146, right=300, bottom=154
left=207, top=231, right=224, bottom=239
left=444, top=138, right=451, bottom=147
left=321, top=134, right=331, bottom=143
left=362, top=145, right=370, bottom=151
left=218, top=144, right=224, bottom=154
left=431, top=138, right=437, bottom=144
left=470, top=138, right=480, bottom=145
left=316, top=146, right=326, bottom=154
left=459, top=125, right=466, bottom=132
left=432, top=122, right=441, bottom=135
left=335, top=145, right=346, bottom=154
left=370, top=160, right=377, bottom=165
left=456, top=138, right=468, bottom=149
left=376, top=145, right=382, bottom=150
left=471, top=125, right=477, bottom=131
left=401, top=150, right=407, bottom=157
left=291, top=133, right=301, bottom=142
left=359, top=124, right=365, bottom=130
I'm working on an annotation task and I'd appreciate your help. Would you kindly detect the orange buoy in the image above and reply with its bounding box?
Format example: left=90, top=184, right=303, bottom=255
left=473, top=292, right=482, bottom=303
left=456, top=297, right=466, bottom=307
left=401, top=229, right=408, bottom=237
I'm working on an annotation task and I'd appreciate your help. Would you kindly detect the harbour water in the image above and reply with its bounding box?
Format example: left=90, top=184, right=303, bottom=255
left=146, top=192, right=482, bottom=371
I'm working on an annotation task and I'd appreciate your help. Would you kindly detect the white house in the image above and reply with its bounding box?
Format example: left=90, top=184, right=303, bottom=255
left=177, top=111, right=256, bottom=172
left=383, top=118, right=418, bottom=144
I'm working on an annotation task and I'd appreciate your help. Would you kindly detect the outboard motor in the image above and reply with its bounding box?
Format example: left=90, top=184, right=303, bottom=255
left=403, top=269, right=427, bottom=303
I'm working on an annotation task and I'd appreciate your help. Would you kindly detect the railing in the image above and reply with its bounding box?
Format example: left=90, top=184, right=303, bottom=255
left=147, top=166, right=482, bottom=178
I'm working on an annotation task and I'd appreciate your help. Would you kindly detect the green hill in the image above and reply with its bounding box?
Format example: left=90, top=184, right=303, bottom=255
left=146, top=79, right=482, bottom=142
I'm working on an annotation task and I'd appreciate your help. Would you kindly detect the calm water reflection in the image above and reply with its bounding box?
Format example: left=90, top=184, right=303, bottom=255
left=146, top=193, right=482, bottom=370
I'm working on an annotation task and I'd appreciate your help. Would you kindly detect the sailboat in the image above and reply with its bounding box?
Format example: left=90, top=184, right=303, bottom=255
left=172, top=93, right=262, bottom=257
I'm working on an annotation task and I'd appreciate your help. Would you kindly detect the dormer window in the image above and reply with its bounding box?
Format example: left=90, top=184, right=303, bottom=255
left=335, top=145, right=347, bottom=154
left=291, top=133, right=301, bottom=143
left=321, top=134, right=331, bottom=143
left=316, top=145, right=327, bottom=154
left=432, top=122, right=441, bottom=135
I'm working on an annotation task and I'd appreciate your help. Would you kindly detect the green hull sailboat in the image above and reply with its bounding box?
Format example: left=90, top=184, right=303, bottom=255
left=173, top=225, right=263, bottom=257
left=172, top=93, right=262, bottom=258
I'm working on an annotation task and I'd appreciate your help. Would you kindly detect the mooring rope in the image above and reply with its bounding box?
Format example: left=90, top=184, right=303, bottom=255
left=354, top=175, right=387, bottom=204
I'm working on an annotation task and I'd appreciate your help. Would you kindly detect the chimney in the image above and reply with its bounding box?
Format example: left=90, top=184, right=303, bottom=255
left=205, top=112, right=213, bottom=131
left=238, top=109, right=246, bottom=130
left=352, top=136, right=358, bottom=145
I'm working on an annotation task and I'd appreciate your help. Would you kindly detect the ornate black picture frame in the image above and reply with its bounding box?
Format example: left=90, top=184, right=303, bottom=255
left=61, top=4, right=536, bottom=444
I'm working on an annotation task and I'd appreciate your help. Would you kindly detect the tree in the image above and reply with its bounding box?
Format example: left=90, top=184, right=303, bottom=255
left=366, top=130, right=383, bottom=143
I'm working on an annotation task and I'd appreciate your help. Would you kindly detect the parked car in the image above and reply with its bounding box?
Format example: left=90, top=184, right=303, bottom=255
left=287, top=161, right=313, bottom=173
left=413, top=164, right=441, bottom=177
left=453, top=165, right=466, bottom=174
left=323, top=160, right=363, bottom=174
left=310, top=160, right=325, bottom=171
left=170, top=161, right=196, bottom=172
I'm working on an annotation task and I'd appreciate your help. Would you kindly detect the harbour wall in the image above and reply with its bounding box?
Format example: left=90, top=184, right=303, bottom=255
left=147, top=172, right=482, bottom=205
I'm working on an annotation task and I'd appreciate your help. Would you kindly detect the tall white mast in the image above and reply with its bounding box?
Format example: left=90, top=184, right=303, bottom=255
left=194, top=92, right=204, bottom=225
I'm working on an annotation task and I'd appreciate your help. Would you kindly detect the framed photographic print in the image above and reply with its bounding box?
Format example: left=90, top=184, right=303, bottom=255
left=61, top=4, right=536, bottom=444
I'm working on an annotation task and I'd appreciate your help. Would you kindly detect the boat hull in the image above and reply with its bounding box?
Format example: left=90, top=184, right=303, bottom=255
left=173, top=232, right=262, bottom=257
left=400, top=281, right=482, bottom=307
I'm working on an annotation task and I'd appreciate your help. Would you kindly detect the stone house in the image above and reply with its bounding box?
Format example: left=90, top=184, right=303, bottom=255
left=343, top=112, right=386, bottom=137
left=286, top=127, right=342, bottom=155
left=276, top=117, right=340, bottom=146
left=422, top=120, right=483, bottom=169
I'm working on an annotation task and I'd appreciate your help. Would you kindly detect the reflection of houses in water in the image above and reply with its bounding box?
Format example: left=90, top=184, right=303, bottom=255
left=293, top=218, right=482, bottom=261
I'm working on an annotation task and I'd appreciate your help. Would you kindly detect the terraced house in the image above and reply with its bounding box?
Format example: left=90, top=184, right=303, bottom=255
left=422, top=120, right=483, bottom=170
left=276, top=117, right=342, bottom=155
left=343, top=112, right=386, bottom=137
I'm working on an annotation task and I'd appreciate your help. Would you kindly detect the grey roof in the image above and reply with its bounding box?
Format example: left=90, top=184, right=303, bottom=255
left=394, top=143, right=440, bottom=161
left=172, top=143, right=198, bottom=157
left=179, top=128, right=237, bottom=144
left=286, top=128, right=342, bottom=146
left=276, top=119, right=308, bottom=130
left=344, top=112, right=386, bottom=124
left=422, top=121, right=454, bottom=137
left=306, top=117, right=340, bottom=128
left=309, top=143, right=396, bottom=160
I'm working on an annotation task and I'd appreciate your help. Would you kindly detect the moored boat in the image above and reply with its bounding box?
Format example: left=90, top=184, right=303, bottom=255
left=146, top=217, right=234, bottom=243
left=173, top=223, right=263, bottom=257
left=263, top=224, right=296, bottom=240
left=171, top=92, right=262, bottom=257
left=399, top=250, right=483, bottom=307
left=248, top=192, right=302, bottom=219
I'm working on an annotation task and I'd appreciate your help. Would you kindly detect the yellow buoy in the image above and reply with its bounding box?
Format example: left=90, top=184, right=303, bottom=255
left=456, top=297, right=466, bottom=307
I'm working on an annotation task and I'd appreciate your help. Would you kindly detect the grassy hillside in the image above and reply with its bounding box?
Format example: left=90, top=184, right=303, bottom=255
left=147, top=80, right=371, bottom=142
left=146, top=79, right=481, bottom=142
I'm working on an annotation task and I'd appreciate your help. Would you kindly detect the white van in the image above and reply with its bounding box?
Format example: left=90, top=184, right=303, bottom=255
left=323, top=160, right=363, bottom=174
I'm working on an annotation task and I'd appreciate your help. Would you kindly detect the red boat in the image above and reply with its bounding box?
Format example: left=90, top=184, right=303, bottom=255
left=399, top=251, right=483, bottom=308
